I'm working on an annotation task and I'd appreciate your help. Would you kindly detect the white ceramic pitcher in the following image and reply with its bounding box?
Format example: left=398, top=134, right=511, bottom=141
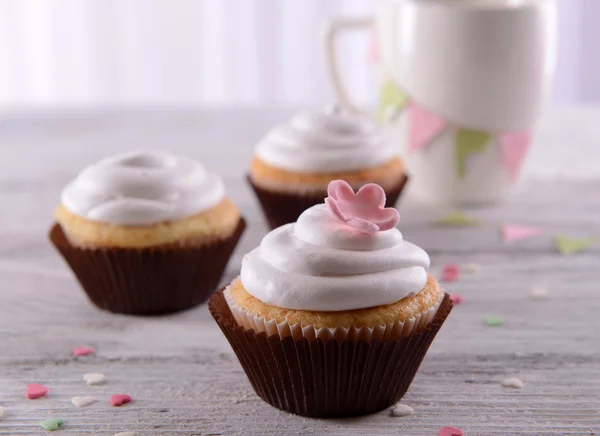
left=325, top=0, right=557, bottom=205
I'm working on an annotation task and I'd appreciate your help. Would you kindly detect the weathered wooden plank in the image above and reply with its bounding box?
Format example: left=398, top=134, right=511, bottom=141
left=0, top=109, right=599, bottom=435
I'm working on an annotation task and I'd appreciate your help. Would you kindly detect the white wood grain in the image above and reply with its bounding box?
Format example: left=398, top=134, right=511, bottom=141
left=0, top=109, right=599, bottom=435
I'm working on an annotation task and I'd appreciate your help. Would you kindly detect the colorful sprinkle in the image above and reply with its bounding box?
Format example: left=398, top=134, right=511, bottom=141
left=83, top=373, right=106, bottom=385
left=501, top=224, right=543, bottom=243
left=449, top=294, right=464, bottom=304
left=441, top=264, right=460, bottom=282
left=71, top=396, right=95, bottom=407
left=110, top=394, right=132, bottom=407
left=531, top=286, right=549, bottom=299
left=26, top=383, right=48, bottom=399
left=439, top=426, right=463, bottom=436
left=502, top=377, right=524, bottom=389
left=115, top=432, right=136, bottom=436
left=462, top=262, right=480, bottom=273
left=391, top=403, right=414, bottom=417
left=40, top=417, right=63, bottom=431
left=73, top=346, right=95, bottom=357
left=554, top=235, right=595, bottom=255
left=484, top=316, right=504, bottom=327
left=434, top=211, right=481, bottom=226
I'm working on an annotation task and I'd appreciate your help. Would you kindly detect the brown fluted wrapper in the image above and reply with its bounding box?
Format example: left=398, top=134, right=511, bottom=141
left=247, top=174, right=409, bottom=230
left=209, top=288, right=453, bottom=418
left=49, top=219, right=246, bottom=315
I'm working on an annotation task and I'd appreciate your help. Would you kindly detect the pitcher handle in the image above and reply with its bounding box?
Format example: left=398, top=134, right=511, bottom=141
left=324, top=17, right=374, bottom=116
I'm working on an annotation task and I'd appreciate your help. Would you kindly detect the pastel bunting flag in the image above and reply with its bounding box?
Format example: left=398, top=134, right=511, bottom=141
left=378, top=79, right=408, bottom=122
left=501, top=131, right=531, bottom=181
left=368, top=30, right=379, bottom=64
left=501, top=224, right=543, bottom=243
left=454, top=128, right=492, bottom=179
left=408, top=104, right=447, bottom=152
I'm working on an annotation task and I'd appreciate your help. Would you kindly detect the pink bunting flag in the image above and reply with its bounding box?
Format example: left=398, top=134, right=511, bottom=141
left=501, top=131, right=531, bottom=181
left=501, top=224, right=543, bottom=243
left=368, top=30, right=379, bottom=64
left=408, top=104, right=447, bottom=153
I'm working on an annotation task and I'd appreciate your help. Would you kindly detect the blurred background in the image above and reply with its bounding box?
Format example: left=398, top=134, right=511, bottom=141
left=0, top=0, right=599, bottom=108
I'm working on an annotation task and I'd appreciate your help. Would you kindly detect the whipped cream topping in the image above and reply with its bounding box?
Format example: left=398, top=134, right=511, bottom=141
left=240, top=204, right=430, bottom=311
left=61, top=151, right=225, bottom=226
left=255, top=106, right=399, bottom=173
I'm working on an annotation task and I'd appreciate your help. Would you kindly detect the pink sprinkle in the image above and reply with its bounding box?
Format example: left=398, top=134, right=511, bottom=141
left=26, top=383, right=48, bottom=399
left=72, top=346, right=95, bottom=357
left=441, top=264, right=460, bottom=282
left=450, top=294, right=463, bottom=304
left=501, top=224, right=543, bottom=243
left=439, top=426, right=463, bottom=436
left=110, top=394, right=132, bottom=407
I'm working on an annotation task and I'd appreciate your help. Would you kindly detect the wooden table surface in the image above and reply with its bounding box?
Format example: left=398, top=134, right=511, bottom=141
left=0, top=108, right=599, bottom=435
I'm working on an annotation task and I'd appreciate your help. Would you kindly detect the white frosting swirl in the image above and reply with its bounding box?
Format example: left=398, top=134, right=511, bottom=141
left=240, top=204, right=430, bottom=311
left=61, top=151, right=225, bottom=226
left=255, top=106, right=399, bottom=173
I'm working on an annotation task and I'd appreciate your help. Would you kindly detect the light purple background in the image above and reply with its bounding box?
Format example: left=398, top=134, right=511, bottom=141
left=556, top=0, right=600, bottom=102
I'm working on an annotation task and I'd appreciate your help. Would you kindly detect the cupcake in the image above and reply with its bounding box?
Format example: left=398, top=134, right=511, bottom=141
left=248, top=105, right=408, bottom=229
left=50, top=150, right=246, bottom=315
left=209, top=180, right=452, bottom=418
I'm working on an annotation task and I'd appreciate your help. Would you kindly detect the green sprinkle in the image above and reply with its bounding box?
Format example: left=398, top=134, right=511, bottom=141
left=433, top=211, right=481, bottom=227
left=554, top=235, right=595, bottom=255
left=484, top=316, right=504, bottom=327
left=40, top=418, right=63, bottom=431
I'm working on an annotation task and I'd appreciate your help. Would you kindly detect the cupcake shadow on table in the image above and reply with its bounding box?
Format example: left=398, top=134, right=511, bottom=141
left=248, top=105, right=409, bottom=230
left=210, top=180, right=453, bottom=418
left=50, top=150, right=245, bottom=315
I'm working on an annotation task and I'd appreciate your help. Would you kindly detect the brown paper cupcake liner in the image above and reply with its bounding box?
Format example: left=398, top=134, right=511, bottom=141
left=247, top=173, right=409, bottom=230
left=49, top=218, right=246, bottom=315
left=209, top=288, right=453, bottom=418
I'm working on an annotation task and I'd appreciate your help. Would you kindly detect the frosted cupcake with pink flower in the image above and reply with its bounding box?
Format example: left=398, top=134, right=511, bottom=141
left=209, top=180, right=453, bottom=418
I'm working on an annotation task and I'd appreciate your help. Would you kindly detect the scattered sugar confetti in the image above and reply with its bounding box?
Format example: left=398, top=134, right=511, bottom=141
left=84, top=373, right=106, bottom=385
left=71, top=396, right=95, bottom=407
left=449, top=294, right=463, bottom=304
left=439, top=426, right=463, bottom=436
left=391, top=403, right=414, bottom=417
left=40, top=417, right=63, bottom=431
left=434, top=211, right=481, bottom=226
left=115, top=432, right=136, bottom=436
left=73, top=346, right=95, bottom=357
left=531, top=286, right=549, bottom=299
left=554, top=235, right=595, bottom=255
left=501, top=224, right=543, bottom=243
left=462, top=262, right=480, bottom=273
left=441, top=264, right=460, bottom=282
left=26, top=383, right=48, bottom=399
left=502, top=377, right=524, bottom=389
left=484, top=316, right=504, bottom=327
left=110, top=394, right=132, bottom=407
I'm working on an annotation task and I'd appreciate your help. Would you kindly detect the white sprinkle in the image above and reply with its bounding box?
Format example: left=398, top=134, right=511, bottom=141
left=502, top=377, right=524, bottom=389
left=531, top=286, right=549, bottom=299
left=83, top=373, right=106, bottom=385
left=0, top=406, right=4, bottom=417
left=463, top=262, right=480, bottom=273
left=391, top=403, right=414, bottom=417
left=115, top=432, right=136, bottom=436
left=71, top=396, right=95, bottom=407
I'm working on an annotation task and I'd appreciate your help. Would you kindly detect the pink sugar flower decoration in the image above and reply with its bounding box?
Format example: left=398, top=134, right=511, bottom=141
left=325, top=180, right=399, bottom=234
